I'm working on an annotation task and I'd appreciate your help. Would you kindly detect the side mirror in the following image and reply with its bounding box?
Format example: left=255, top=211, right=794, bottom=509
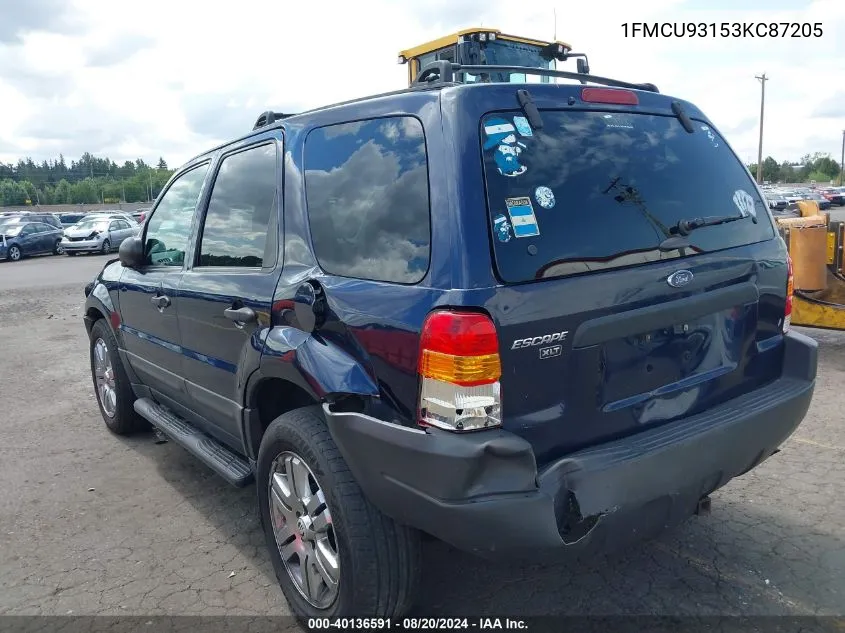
left=118, top=235, right=145, bottom=269
left=577, top=59, right=590, bottom=74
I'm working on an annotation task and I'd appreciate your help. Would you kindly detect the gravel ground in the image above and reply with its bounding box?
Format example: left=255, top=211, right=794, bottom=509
left=0, top=254, right=843, bottom=619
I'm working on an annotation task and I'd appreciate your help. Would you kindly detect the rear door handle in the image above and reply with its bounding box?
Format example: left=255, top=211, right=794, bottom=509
left=224, top=306, right=256, bottom=324
left=151, top=294, right=171, bottom=309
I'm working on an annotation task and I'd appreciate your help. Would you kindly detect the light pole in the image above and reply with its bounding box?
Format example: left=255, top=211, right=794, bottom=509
left=840, top=129, right=844, bottom=186
left=755, top=73, right=768, bottom=184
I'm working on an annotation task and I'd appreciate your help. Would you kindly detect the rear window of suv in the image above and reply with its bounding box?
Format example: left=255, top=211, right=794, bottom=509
left=480, top=110, right=775, bottom=283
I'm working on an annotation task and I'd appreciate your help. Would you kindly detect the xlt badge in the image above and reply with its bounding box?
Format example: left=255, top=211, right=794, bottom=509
left=511, top=330, right=569, bottom=350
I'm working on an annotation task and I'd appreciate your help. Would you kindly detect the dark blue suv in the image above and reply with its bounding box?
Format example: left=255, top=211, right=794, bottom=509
left=82, top=64, right=818, bottom=620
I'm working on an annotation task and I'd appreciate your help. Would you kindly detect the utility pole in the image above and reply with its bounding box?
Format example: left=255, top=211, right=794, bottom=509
left=840, top=129, right=844, bottom=186
left=755, top=73, right=768, bottom=184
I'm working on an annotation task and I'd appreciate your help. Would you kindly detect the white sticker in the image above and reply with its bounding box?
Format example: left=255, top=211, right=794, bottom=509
left=513, top=116, right=533, bottom=137
left=733, top=189, right=757, bottom=219
left=534, top=186, right=555, bottom=209
left=700, top=125, right=719, bottom=147
left=505, top=196, right=540, bottom=238
left=602, top=113, right=634, bottom=129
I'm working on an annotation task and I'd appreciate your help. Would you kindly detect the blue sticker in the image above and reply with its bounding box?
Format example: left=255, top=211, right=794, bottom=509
left=493, top=214, right=512, bottom=243
left=513, top=116, right=533, bottom=137
left=534, top=186, right=555, bottom=209
left=484, top=117, right=528, bottom=177
left=505, top=197, right=540, bottom=238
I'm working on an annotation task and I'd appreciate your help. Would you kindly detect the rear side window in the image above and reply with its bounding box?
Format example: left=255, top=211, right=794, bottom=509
left=304, top=116, right=431, bottom=284
left=481, top=110, right=776, bottom=283
left=198, top=143, right=278, bottom=268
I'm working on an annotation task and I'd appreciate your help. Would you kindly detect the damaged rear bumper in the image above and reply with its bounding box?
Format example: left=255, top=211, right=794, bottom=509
left=324, top=330, right=817, bottom=562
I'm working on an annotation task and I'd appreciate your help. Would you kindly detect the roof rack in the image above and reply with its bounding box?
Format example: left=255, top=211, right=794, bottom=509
left=252, top=110, right=296, bottom=131
left=412, top=61, right=659, bottom=93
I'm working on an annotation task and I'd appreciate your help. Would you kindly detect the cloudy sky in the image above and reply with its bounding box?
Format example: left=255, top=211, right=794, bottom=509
left=0, top=0, right=843, bottom=169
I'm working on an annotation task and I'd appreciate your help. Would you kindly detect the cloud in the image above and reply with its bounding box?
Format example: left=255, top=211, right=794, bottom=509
left=85, top=33, right=155, bottom=67
left=0, top=0, right=80, bottom=43
left=812, top=93, right=845, bottom=119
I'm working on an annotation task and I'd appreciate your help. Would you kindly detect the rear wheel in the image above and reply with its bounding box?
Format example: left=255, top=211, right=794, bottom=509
left=89, top=319, right=148, bottom=435
left=257, top=406, right=421, bottom=621
left=54, top=239, right=64, bottom=255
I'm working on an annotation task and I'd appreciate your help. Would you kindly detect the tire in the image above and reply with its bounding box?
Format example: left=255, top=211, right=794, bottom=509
left=7, top=245, right=21, bottom=261
left=89, top=319, right=148, bottom=435
left=54, top=239, right=64, bottom=255
left=257, top=406, right=421, bottom=622
left=101, top=239, right=111, bottom=254
left=66, top=251, right=77, bottom=256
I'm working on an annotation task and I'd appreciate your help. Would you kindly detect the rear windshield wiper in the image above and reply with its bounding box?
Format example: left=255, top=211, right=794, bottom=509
left=670, top=211, right=757, bottom=237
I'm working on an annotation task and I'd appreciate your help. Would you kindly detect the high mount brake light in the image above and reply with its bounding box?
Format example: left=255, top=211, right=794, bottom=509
left=417, top=311, right=502, bottom=432
left=581, top=87, right=639, bottom=105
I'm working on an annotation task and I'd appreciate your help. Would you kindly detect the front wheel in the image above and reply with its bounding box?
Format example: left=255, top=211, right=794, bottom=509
left=7, top=245, right=21, bottom=261
left=257, top=406, right=421, bottom=621
left=101, top=239, right=111, bottom=254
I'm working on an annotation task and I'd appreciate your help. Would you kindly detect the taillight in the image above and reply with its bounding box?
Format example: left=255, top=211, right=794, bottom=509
left=581, top=87, right=639, bottom=105
left=784, top=255, right=794, bottom=333
left=417, top=310, right=502, bottom=432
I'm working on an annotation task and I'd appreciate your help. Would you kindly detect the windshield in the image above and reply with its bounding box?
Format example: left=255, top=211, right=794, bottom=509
left=481, top=109, right=775, bottom=283
left=75, top=221, right=109, bottom=231
left=462, top=39, right=554, bottom=84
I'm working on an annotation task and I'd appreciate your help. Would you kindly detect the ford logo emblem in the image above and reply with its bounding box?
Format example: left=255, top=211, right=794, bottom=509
left=667, top=270, right=694, bottom=288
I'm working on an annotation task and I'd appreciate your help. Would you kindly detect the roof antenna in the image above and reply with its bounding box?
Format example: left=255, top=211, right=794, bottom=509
left=553, top=9, right=557, bottom=41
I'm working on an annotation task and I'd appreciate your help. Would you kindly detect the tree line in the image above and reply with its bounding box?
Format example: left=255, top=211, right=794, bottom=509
left=0, top=152, right=175, bottom=206
left=746, top=152, right=843, bottom=185
left=1, top=148, right=842, bottom=208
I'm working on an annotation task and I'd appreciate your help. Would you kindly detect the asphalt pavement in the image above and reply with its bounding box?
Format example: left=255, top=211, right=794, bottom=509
left=0, top=253, right=843, bottom=619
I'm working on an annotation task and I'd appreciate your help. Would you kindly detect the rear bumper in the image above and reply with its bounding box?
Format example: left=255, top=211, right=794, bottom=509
left=325, top=330, right=818, bottom=562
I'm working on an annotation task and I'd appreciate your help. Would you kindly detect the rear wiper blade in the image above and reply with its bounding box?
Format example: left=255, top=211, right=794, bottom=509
left=670, top=211, right=757, bottom=236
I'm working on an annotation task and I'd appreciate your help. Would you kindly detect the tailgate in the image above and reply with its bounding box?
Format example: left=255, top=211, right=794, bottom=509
left=478, top=105, right=786, bottom=463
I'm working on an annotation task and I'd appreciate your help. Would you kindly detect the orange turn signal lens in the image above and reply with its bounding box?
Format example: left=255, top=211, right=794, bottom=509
left=419, top=350, right=501, bottom=387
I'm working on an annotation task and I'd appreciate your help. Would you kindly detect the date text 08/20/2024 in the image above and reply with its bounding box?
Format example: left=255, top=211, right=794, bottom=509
left=621, top=22, right=823, bottom=38
left=307, top=618, right=528, bottom=630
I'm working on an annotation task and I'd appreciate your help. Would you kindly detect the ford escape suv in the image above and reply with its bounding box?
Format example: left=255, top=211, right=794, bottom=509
left=82, top=63, right=818, bottom=620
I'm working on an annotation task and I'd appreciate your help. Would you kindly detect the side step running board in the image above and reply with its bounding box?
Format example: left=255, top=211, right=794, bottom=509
left=134, top=398, right=254, bottom=487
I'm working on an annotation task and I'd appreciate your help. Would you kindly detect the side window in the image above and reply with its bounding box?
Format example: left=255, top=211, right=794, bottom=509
left=144, top=164, right=209, bottom=267
left=109, top=221, right=120, bottom=231
left=304, top=116, right=431, bottom=283
left=21, top=224, right=36, bottom=235
left=197, top=143, right=278, bottom=268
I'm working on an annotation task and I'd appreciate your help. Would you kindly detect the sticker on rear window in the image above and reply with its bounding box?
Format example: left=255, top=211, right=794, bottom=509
left=505, top=197, right=540, bottom=238
left=700, top=125, right=719, bottom=147
left=493, top=214, right=512, bottom=243
left=484, top=117, right=528, bottom=178
left=534, top=186, right=555, bottom=209
left=513, top=116, right=533, bottom=137
left=733, top=189, right=757, bottom=219
left=602, top=113, right=634, bottom=129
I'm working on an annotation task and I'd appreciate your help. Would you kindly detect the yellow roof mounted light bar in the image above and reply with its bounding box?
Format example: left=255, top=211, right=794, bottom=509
left=397, top=28, right=575, bottom=86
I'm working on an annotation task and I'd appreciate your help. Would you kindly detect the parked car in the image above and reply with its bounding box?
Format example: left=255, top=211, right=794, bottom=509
left=0, top=212, right=63, bottom=230
left=132, top=208, right=151, bottom=224
left=61, top=217, right=138, bottom=255
left=59, top=212, right=87, bottom=227
left=820, top=188, right=845, bottom=206
left=0, top=220, right=65, bottom=261
left=77, top=211, right=139, bottom=227
left=804, top=192, right=831, bottom=211
left=766, top=194, right=789, bottom=210
left=81, top=69, right=817, bottom=620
